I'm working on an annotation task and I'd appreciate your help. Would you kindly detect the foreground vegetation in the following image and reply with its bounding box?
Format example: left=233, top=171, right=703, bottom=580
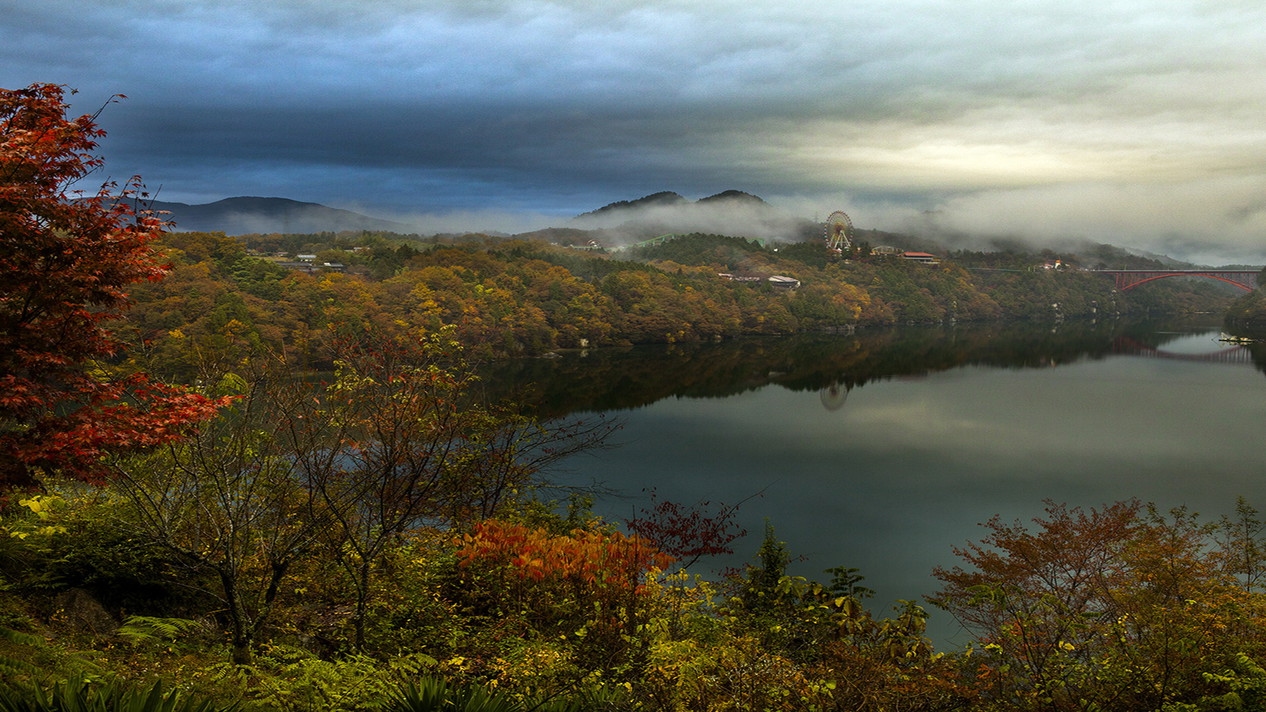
left=7, top=81, right=1266, bottom=710
left=10, top=480, right=1266, bottom=711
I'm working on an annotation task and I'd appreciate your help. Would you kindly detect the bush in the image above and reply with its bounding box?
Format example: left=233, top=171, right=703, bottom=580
left=384, top=677, right=632, bottom=712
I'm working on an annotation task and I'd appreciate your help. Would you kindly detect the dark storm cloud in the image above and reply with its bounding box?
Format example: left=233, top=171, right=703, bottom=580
left=4, top=0, right=1266, bottom=261
left=102, top=99, right=791, bottom=212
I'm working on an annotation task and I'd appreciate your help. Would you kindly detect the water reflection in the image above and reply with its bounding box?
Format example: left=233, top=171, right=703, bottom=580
left=480, top=319, right=1266, bottom=648
left=819, top=383, right=850, bottom=411
left=481, top=318, right=1266, bottom=417
left=1112, top=334, right=1256, bottom=364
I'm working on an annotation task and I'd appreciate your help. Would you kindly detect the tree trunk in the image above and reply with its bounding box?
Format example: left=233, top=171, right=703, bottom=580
left=353, top=559, right=371, bottom=651
left=221, top=570, right=253, bottom=665
left=231, top=640, right=252, bottom=666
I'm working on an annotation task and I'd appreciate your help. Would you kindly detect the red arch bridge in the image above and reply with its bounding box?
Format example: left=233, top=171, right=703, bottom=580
left=1095, top=269, right=1261, bottom=291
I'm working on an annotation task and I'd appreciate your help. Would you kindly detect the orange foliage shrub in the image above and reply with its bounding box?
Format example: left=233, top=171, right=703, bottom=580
left=457, top=520, right=673, bottom=591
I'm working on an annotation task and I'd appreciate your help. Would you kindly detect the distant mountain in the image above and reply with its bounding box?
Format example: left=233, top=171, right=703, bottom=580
left=695, top=190, right=767, bottom=206
left=570, top=190, right=808, bottom=241
left=144, top=197, right=411, bottom=235
left=577, top=190, right=768, bottom=221
left=576, top=191, right=690, bottom=219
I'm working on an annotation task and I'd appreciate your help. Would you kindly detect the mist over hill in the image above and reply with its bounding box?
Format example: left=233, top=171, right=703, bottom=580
left=569, top=190, right=820, bottom=244
left=149, top=190, right=820, bottom=246
left=145, top=197, right=411, bottom=235
left=141, top=191, right=1237, bottom=269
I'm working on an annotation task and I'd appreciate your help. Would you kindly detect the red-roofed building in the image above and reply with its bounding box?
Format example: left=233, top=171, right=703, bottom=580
left=901, top=251, right=939, bottom=264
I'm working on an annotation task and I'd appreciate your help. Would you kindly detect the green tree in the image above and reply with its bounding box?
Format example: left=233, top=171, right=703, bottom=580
left=111, top=374, right=326, bottom=665
left=1218, top=496, right=1266, bottom=594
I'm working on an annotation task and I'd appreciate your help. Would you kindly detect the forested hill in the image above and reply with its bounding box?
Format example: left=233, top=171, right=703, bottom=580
left=575, top=191, right=690, bottom=218
left=117, top=229, right=1240, bottom=380
left=141, top=197, right=411, bottom=234
left=574, top=190, right=768, bottom=220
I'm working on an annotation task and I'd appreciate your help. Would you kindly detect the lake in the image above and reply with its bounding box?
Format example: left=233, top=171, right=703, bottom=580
left=482, top=318, right=1266, bottom=647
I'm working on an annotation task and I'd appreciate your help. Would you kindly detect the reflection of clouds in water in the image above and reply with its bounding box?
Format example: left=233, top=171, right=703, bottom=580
left=1115, top=331, right=1251, bottom=359
left=667, top=354, right=1266, bottom=474
left=852, top=398, right=999, bottom=446
left=574, top=340, right=1266, bottom=647
left=815, top=361, right=1263, bottom=467
left=645, top=353, right=1266, bottom=519
left=558, top=328, right=1266, bottom=634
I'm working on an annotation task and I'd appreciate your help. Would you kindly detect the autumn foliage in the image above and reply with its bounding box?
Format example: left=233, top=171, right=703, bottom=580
left=0, top=84, right=225, bottom=487
left=458, top=519, right=673, bottom=590
left=626, top=488, right=748, bottom=569
left=2, top=80, right=1263, bottom=710
left=933, top=499, right=1266, bottom=710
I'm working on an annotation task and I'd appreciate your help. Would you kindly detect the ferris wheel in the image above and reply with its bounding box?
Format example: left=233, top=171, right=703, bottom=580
left=819, top=381, right=850, bottom=411
left=824, top=210, right=854, bottom=251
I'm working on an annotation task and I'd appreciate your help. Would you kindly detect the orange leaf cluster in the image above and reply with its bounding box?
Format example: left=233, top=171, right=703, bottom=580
left=457, top=520, right=674, bottom=592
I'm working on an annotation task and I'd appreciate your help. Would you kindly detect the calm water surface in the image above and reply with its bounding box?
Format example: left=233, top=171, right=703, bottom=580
left=484, top=319, right=1266, bottom=646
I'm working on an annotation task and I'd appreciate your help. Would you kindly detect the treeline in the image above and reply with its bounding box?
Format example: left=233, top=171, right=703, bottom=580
left=1226, top=269, right=1266, bottom=335
left=116, top=230, right=1236, bottom=381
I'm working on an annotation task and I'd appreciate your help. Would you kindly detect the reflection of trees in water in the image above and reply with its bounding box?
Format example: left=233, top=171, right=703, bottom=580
left=480, top=319, right=1265, bottom=418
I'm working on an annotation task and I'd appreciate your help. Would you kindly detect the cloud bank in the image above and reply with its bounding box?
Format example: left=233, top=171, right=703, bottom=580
left=4, top=0, right=1266, bottom=262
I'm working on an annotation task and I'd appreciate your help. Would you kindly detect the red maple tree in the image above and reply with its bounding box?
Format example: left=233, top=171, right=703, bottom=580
left=0, top=83, right=227, bottom=488
left=626, top=487, right=750, bottom=570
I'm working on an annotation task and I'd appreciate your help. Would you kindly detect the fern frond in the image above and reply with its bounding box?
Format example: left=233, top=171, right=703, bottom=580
left=0, top=625, right=45, bottom=648
left=117, top=616, right=204, bottom=647
left=0, top=624, right=45, bottom=682
left=0, top=674, right=239, bottom=712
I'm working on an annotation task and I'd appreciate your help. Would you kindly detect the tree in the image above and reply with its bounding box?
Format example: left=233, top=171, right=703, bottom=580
left=0, top=83, right=224, bottom=488
left=931, top=501, right=1148, bottom=708
left=301, top=329, right=620, bottom=651
left=1218, top=496, right=1266, bottom=594
left=112, top=373, right=327, bottom=665
left=625, top=488, right=749, bottom=571
left=455, top=518, right=673, bottom=677
left=932, top=499, right=1266, bottom=710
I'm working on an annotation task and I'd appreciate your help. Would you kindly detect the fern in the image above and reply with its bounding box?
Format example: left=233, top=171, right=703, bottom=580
left=116, top=616, right=204, bottom=648
left=0, top=674, right=238, bottom=712
left=385, top=677, right=450, bottom=712
left=383, top=678, right=634, bottom=712
left=0, top=624, right=45, bottom=682
left=384, top=677, right=529, bottom=712
left=237, top=646, right=442, bottom=712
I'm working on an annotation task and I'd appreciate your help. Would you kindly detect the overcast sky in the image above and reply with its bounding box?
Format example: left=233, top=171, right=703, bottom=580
left=5, top=0, right=1266, bottom=263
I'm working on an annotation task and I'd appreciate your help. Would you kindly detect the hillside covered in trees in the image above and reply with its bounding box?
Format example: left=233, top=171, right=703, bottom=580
left=114, top=227, right=1243, bottom=382
left=1226, top=274, right=1266, bottom=335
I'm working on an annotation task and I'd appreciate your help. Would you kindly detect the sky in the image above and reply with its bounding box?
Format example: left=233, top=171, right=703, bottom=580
left=4, top=0, right=1266, bottom=264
